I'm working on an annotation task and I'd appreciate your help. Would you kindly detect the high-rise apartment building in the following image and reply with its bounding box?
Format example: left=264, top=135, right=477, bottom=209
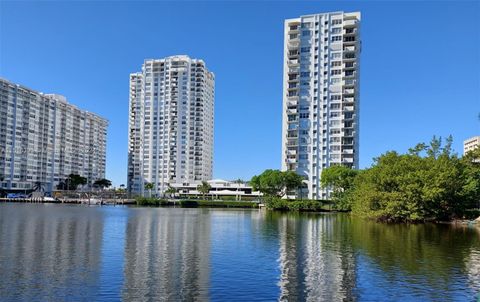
left=128, top=55, right=215, bottom=196
left=464, top=136, right=480, bottom=155
left=0, top=78, right=108, bottom=193
left=281, top=12, right=361, bottom=199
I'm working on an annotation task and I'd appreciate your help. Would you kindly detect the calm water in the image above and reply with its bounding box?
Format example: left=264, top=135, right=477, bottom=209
left=0, top=204, right=479, bottom=301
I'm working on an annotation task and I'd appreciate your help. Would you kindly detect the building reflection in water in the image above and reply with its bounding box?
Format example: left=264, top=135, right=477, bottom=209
left=0, top=204, right=104, bottom=300
left=276, top=213, right=355, bottom=301
left=122, top=208, right=211, bottom=301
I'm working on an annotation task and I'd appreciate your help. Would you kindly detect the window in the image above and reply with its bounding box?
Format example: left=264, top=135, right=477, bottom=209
left=330, top=103, right=341, bottom=110
left=330, top=95, right=341, bottom=100
left=301, top=47, right=310, bottom=53
left=331, top=52, right=341, bottom=59
left=302, top=30, right=310, bottom=37
left=331, top=61, right=342, bottom=67
left=301, top=22, right=312, bottom=28
left=331, top=36, right=342, bottom=42
left=332, top=19, right=342, bottom=25
left=331, top=69, right=342, bottom=75
left=332, top=27, right=342, bottom=34
left=331, top=78, right=341, bottom=84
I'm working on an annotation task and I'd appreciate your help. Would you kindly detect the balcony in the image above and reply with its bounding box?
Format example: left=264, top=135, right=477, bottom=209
left=287, top=139, right=298, bottom=147
left=343, top=19, right=358, bottom=27
left=343, top=46, right=355, bottom=52
left=344, top=71, right=356, bottom=78
left=344, top=28, right=357, bottom=35
left=287, top=98, right=298, bottom=106
left=288, top=59, right=299, bottom=66
left=343, top=89, right=355, bottom=95
left=287, top=108, right=297, bottom=114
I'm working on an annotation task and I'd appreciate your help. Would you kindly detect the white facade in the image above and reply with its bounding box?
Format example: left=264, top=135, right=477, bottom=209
left=464, top=136, right=480, bottom=155
left=170, top=179, right=261, bottom=199
left=128, top=55, right=215, bottom=196
left=281, top=12, right=361, bottom=199
left=0, top=78, right=108, bottom=193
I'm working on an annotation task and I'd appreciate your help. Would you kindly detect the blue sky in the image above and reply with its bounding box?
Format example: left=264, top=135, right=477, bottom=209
left=1, top=1, right=479, bottom=186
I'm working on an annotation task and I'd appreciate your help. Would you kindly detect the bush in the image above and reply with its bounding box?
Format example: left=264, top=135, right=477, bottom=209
left=135, top=197, right=169, bottom=206
left=463, top=209, right=480, bottom=220
left=265, top=197, right=327, bottom=212
left=180, top=200, right=258, bottom=208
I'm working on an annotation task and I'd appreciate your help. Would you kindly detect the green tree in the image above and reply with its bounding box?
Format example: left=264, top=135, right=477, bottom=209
left=350, top=136, right=476, bottom=222
left=57, top=174, right=87, bottom=190
left=197, top=181, right=211, bottom=200
left=165, top=185, right=177, bottom=198
left=250, top=169, right=303, bottom=198
left=234, top=179, right=244, bottom=201
left=320, top=165, right=359, bottom=210
left=460, top=147, right=480, bottom=210
left=69, top=174, right=87, bottom=190
left=93, top=178, right=112, bottom=189
left=144, top=182, right=154, bottom=198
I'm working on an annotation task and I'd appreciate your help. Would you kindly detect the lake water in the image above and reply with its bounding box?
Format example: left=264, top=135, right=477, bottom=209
left=0, top=203, right=478, bottom=301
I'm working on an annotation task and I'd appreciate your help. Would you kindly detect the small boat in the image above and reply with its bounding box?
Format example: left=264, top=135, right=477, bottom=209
left=88, top=198, right=102, bottom=205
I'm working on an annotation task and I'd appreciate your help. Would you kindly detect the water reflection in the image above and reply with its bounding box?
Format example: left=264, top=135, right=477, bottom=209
left=0, top=204, right=104, bottom=301
left=0, top=204, right=479, bottom=301
left=122, top=208, right=210, bottom=301
left=349, top=219, right=480, bottom=301
left=274, top=213, right=355, bottom=301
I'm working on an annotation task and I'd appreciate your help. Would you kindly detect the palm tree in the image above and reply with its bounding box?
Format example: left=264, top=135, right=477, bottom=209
left=234, top=178, right=244, bottom=201
left=197, top=181, right=211, bottom=200
left=33, top=181, right=44, bottom=192
left=165, top=185, right=177, bottom=198
left=144, top=182, right=154, bottom=198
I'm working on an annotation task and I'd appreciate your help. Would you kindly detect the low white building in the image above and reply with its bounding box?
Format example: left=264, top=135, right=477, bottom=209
left=170, top=179, right=261, bottom=200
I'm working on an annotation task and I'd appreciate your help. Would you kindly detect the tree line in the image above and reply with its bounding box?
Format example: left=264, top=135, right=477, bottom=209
left=250, top=136, right=480, bottom=222
left=321, top=136, right=480, bottom=222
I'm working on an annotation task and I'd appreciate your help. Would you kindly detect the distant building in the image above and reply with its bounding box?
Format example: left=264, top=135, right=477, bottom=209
left=128, top=55, right=215, bottom=196
left=170, top=179, right=261, bottom=200
left=281, top=11, right=361, bottom=199
left=0, top=78, right=108, bottom=193
left=464, top=136, right=480, bottom=155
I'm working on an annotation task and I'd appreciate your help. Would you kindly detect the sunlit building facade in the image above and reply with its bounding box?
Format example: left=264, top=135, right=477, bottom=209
left=127, top=55, right=215, bottom=196
left=464, top=136, right=480, bottom=155
left=281, top=12, right=361, bottom=199
left=0, top=78, right=108, bottom=193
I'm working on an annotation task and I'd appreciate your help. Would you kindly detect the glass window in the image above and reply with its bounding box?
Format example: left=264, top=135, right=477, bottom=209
left=332, top=27, right=342, bottom=34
